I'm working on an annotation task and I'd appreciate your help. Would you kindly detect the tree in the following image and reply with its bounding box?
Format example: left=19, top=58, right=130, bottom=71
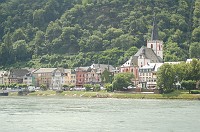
left=157, top=63, right=175, bottom=90
left=164, top=40, right=187, bottom=61
left=182, top=80, right=196, bottom=93
left=187, top=59, right=200, bottom=89
left=85, top=35, right=103, bottom=52
left=101, top=69, right=113, bottom=83
left=83, top=84, right=93, bottom=91
left=104, top=83, right=112, bottom=92
left=13, top=40, right=29, bottom=61
left=111, top=34, right=138, bottom=50
left=173, top=62, right=187, bottom=84
left=33, top=9, right=45, bottom=28
left=112, top=73, right=134, bottom=91
left=93, top=84, right=100, bottom=91
left=12, top=28, right=27, bottom=42
left=118, top=46, right=138, bottom=64
left=103, top=27, right=124, bottom=41
left=189, top=42, right=200, bottom=58
left=45, top=21, right=62, bottom=42
left=33, top=30, right=45, bottom=56
left=192, top=27, right=200, bottom=42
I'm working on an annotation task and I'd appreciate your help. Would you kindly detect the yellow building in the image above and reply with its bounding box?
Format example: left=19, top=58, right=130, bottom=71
left=63, top=69, right=76, bottom=86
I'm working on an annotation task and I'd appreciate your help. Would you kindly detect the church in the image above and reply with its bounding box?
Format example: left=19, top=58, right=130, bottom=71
left=120, top=17, right=164, bottom=87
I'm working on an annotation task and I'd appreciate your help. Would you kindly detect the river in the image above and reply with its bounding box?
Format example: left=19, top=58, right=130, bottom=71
left=0, top=96, right=199, bottom=132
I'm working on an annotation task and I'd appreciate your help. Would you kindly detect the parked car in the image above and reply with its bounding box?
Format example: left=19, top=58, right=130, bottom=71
left=28, top=86, right=35, bottom=92
left=35, top=87, right=40, bottom=91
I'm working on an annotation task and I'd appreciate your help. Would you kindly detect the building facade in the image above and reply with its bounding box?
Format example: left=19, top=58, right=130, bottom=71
left=33, top=68, right=57, bottom=88
left=63, top=69, right=76, bottom=86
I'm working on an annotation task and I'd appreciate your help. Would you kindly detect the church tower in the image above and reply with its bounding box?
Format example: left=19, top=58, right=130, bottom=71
left=147, top=17, right=163, bottom=59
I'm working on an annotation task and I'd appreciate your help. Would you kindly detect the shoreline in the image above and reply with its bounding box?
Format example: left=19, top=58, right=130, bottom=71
left=6, top=90, right=200, bottom=100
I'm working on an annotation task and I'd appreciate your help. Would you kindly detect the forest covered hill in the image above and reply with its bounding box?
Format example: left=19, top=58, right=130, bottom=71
left=0, top=0, right=200, bottom=69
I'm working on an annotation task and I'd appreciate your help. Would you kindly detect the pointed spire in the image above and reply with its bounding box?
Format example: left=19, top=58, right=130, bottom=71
left=151, top=15, right=159, bottom=41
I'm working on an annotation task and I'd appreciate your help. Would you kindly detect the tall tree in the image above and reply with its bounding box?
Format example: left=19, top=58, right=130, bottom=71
left=157, top=63, right=175, bottom=90
left=112, top=72, right=134, bottom=91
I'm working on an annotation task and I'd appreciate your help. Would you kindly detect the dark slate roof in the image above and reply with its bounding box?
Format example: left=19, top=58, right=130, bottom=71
left=90, top=64, right=115, bottom=72
left=140, top=48, right=163, bottom=63
left=121, top=56, right=138, bottom=67
left=9, top=69, right=29, bottom=78
left=134, top=46, right=146, bottom=56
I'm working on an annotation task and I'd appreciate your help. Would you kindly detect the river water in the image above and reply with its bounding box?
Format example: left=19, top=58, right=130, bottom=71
left=0, top=96, right=199, bottom=132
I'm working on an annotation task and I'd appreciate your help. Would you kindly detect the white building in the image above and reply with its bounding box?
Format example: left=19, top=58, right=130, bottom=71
left=139, top=63, right=163, bottom=89
left=52, top=68, right=65, bottom=90
left=0, top=71, right=7, bottom=84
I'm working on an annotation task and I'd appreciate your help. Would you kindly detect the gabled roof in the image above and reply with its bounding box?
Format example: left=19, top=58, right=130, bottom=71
left=136, top=47, right=163, bottom=63
left=122, top=46, right=163, bottom=67
left=121, top=56, right=138, bottom=67
left=9, top=69, right=29, bottom=78
left=90, top=64, right=114, bottom=72
left=64, top=69, right=76, bottom=74
left=33, top=68, right=57, bottom=74
left=75, top=66, right=91, bottom=72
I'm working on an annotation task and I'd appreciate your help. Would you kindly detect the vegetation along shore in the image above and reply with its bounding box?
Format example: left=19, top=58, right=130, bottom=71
left=7, top=90, right=200, bottom=100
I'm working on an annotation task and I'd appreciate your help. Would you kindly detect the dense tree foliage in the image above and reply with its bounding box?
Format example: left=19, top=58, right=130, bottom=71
left=0, top=0, right=199, bottom=68
left=112, top=72, right=134, bottom=91
left=157, top=59, right=200, bottom=92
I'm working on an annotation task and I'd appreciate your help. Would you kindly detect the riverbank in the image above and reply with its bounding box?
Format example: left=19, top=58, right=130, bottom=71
left=7, top=90, right=200, bottom=100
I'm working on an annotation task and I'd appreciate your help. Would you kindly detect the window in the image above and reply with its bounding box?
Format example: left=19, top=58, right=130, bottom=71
left=151, top=44, right=153, bottom=49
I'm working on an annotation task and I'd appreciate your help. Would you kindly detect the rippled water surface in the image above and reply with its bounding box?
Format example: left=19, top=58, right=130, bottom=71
left=0, top=96, right=200, bottom=132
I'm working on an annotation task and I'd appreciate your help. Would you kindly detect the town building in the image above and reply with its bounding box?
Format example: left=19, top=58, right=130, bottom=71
left=32, top=68, right=57, bottom=88
left=63, top=69, right=76, bottom=86
left=75, top=63, right=115, bottom=87
left=0, top=71, right=7, bottom=84
left=139, top=63, right=163, bottom=89
left=86, top=63, right=115, bottom=85
left=8, top=69, right=29, bottom=84
left=75, top=66, right=91, bottom=87
left=23, top=68, right=37, bottom=86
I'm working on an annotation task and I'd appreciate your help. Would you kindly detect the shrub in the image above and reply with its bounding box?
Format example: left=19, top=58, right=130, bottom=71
left=83, top=84, right=93, bottom=91
left=163, top=89, right=174, bottom=94
left=191, top=90, right=200, bottom=94
left=93, top=84, right=100, bottom=92
left=104, top=83, right=113, bottom=92
left=182, top=80, right=196, bottom=90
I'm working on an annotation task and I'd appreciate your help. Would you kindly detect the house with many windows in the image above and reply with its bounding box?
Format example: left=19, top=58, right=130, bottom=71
left=52, top=68, right=65, bottom=90
left=139, top=63, right=163, bottom=89
left=0, top=71, right=7, bottom=84
left=8, top=69, right=29, bottom=84
left=32, top=68, right=57, bottom=88
left=75, top=66, right=91, bottom=87
left=75, top=63, right=115, bottom=87
left=63, top=69, right=76, bottom=86
left=86, top=63, right=115, bottom=85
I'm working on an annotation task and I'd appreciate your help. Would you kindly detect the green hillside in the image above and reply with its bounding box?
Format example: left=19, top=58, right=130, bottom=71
left=0, top=0, right=200, bottom=69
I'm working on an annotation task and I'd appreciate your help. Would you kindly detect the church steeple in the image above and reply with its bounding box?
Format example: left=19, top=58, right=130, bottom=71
left=147, top=15, right=163, bottom=59
left=151, top=16, right=159, bottom=41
